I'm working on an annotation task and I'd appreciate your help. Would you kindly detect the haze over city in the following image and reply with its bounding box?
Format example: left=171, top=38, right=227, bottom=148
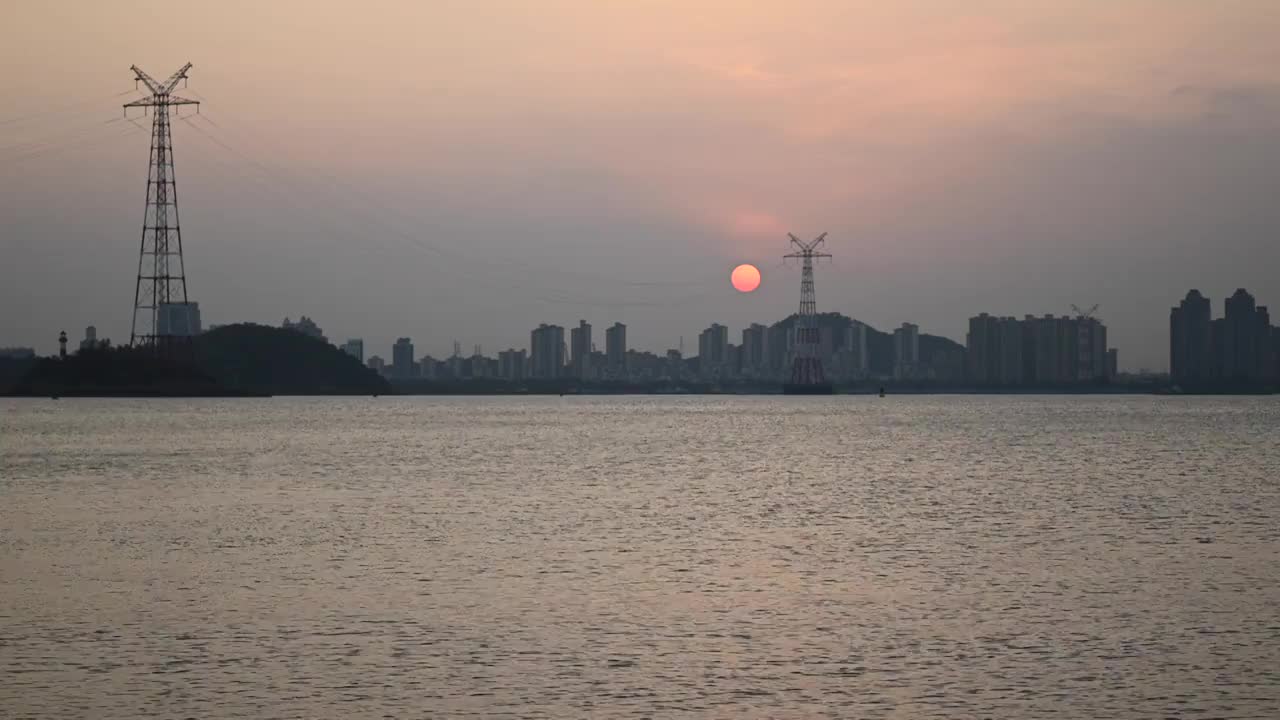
left=4, top=1, right=1280, bottom=369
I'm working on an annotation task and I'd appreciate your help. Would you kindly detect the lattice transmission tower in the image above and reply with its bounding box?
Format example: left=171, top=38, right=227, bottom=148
left=784, top=232, right=833, bottom=392
left=123, top=63, right=199, bottom=350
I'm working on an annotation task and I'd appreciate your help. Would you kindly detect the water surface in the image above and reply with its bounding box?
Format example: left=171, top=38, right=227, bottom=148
left=2, top=396, right=1278, bottom=718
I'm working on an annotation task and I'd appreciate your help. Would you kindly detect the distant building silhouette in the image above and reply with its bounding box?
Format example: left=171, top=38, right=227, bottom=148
left=419, top=355, right=440, bottom=380
left=1172, top=288, right=1276, bottom=384
left=469, top=346, right=491, bottom=379
left=1223, top=289, right=1270, bottom=381
left=1170, top=290, right=1212, bottom=382
left=282, top=316, right=324, bottom=342
left=570, top=320, right=592, bottom=380
left=740, top=323, right=767, bottom=377
left=158, top=302, right=201, bottom=337
left=392, top=337, right=415, bottom=379
left=0, top=347, right=36, bottom=360
left=968, top=311, right=1112, bottom=385
left=697, top=323, right=729, bottom=379
left=530, top=324, right=565, bottom=379
left=893, top=323, right=920, bottom=379
left=605, top=323, right=627, bottom=377
left=967, top=314, right=1007, bottom=384
left=765, top=324, right=788, bottom=376
left=1273, top=327, right=1280, bottom=381
left=664, top=348, right=684, bottom=380
left=832, top=320, right=869, bottom=380
left=341, top=339, right=364, bottom=363
left=367, top=355, right=387, bottom=376
left=499, top=349, right=527, bottom=381
left=78, top=326, right=106, bottom=352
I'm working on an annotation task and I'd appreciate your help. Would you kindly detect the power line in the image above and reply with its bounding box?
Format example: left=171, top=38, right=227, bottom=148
left=0, top=88, right=136, bottom=127
left=175, top=112, right=726, bottom=309
left=186, top=109, right=727, bottom=294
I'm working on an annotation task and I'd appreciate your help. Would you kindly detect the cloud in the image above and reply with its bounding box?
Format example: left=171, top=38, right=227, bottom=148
left=1170, top=83, right=1280, bottom=126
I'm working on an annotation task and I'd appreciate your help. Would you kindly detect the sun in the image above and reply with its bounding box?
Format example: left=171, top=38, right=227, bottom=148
left=731, top=263, right=761, bottom=293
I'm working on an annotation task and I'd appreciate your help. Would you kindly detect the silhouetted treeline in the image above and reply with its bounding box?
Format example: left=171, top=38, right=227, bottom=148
left=195, top=323, right=389, bottom=395
left=7, top=323, right=389, bottom=397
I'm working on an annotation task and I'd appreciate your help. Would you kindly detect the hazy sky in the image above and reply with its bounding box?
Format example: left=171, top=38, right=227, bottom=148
left=4, top=1, right=1280, bottom=369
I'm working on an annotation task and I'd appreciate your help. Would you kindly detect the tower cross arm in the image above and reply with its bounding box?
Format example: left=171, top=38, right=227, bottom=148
left=160, top=63, right=194, bottom=94
left=784, top=231, right=831, bottom=257
left=123, top=94, right=199, bottom=111
left=126, top=63, right=194, bottom=98
left=130, top=65, right=163, bottom=95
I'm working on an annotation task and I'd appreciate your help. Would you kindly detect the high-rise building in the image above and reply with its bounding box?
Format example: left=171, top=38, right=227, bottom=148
left=570, top=320, right=592, bottom=380
left=157, top=302, right=201, bottom=337
left=970, top=312, right=1111, bottom=385
left=1272, top=326, right=1280, bottom=382
left=741, top=324, right=767, bottom=376
left=78, top=326, right=98, bottom=351
left=1030, top=315, right=1061, bottom=384
left=1075, top=317, right=1107, bottom=381
left=499, top=349, right=527, bottom=381
left=1257, top=306, right=1274, bottom=382
left=530, top=324, right=565, bottom=379
left=996, top=317, right=1024, bottom=384
left=367, top=355, right=387, bottom=376
left=392, top=337, right=415, bottom=378
left=765, top=324, right=788, bottom=377
left=419, top=355, right=439, bottom=380
left=665, top=348, right=683, bottom=380
left=1170, top=290, right=1212, bottom=383
left=1223, top=289, right=1262, bottom=381
left=842, top=320, right=869, bottom=379
left=697, top=323, right=729, bottom=378
left=341, top=339, right=364, bottom=363
left=1210, top=317, right=1227, bottom=378
left=1272, top=326, right=1280, bottom=381
left=966, top=313, right=999, bottom=384
left=605, top=323, right=627, bottom=376
left=893, top=323, right=920, bottom=379
left=1106, top=348, right=1119, bottom=379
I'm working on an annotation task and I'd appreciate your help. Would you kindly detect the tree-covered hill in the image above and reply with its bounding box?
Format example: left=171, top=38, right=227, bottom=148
left=7, top=323, right=389, bottom=396
left=771, top=312, right=965, bottom=375
left=195, top=323, right=389, bottom=395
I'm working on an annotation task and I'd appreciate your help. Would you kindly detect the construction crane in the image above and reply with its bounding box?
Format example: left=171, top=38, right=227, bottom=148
left=1071, top=304, right=1100, bottom=320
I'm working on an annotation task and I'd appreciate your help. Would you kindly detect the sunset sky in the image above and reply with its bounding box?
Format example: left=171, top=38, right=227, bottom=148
left=3, top=1, right=1279, bottom=368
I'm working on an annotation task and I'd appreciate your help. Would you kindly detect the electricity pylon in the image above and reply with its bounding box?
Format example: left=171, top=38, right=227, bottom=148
left=124, top=64, right=199, bottom=350
left=784, top=232, right=832, bottom=391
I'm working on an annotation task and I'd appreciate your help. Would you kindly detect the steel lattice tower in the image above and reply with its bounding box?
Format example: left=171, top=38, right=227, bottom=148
left=124, top=64, right=199, bottom=350
left=785, top=232, right=831, bottom=388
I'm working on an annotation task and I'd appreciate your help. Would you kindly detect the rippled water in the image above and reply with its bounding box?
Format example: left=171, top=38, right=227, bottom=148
left=2, top=396, right=1278, bottom=718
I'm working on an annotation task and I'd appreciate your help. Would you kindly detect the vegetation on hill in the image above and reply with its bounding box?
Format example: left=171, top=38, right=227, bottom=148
left=0, top=357, right=38, bottom=395
left=772, top=312, right=965, bottom=375
left=9, top=347, right=227, bottom=397
left=195, top=323, right=389, bottom=395
left=6, top=323, right=389, bottom=397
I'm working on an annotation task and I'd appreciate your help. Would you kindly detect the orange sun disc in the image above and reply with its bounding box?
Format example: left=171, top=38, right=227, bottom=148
left=731, top=264, right=761, bottom=293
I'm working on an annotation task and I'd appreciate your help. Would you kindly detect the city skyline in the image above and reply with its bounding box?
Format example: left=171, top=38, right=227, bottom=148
left=19, top=285, right=1280, bottom=375
left=4, top=2, right=1280, bottom=369
left=320, top=285, right=1280, bottom=385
